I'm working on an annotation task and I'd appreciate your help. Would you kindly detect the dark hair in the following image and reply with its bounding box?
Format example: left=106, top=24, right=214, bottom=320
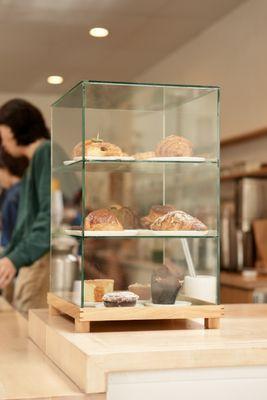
left=0, top=147, right=28, bottom=178
left=0, top=99, right=50, bottom=145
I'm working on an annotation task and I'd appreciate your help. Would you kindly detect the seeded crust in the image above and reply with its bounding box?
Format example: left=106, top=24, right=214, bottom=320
left=155, top=135, right=193, bottom=157
left=150, top=210, right=207, bottom=231
left=73, top=139, right=124, bottom=158
left=84, top=209, right=123, bottom=231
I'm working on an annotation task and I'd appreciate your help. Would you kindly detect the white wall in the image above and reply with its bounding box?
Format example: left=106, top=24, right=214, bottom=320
left=0, top=92, right=57, bottom=128
left=137, top=0, right=267, bottom=143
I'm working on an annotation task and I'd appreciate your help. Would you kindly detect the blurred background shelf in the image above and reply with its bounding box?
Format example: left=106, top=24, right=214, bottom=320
left=221, top=127, right=267, bottom=147
left=221, top=167, right=267, bottom=181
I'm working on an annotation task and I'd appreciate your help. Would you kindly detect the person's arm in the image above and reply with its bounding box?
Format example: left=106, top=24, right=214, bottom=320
left=6, top=143, right=51, bottom=269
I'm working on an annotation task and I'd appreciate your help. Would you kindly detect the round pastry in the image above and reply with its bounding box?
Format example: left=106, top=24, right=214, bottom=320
left=84, top=209, right=123, bottom=231
left=151, top=264, right=182, bottom=304
left=103, top=291, right=139, bottom=307
left=128, top=283, right=151, bottom=300
left=72, top=138, right=124, bottom=158
left=133, top=151, right=155, bottom=160
left=141, top=205, right=176, bottom=229
left=150, top=210, right=207, bottom=231
left=109, top=204, right=139, bottom=229
left=155, top=135, right=193, bottom=157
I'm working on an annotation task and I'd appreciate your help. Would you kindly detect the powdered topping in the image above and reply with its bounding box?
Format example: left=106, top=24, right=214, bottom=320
left=151, top=210, right=207, bottom=231
left=103, top=291, right=139, bottom=302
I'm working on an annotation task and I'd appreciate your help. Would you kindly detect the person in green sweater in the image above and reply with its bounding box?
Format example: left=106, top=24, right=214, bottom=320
left=0, top=99, right=51, bottom=312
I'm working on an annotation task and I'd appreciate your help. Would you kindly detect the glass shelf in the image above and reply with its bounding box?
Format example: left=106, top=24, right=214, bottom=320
left=64, top=229, right=218, bottom=239
left=54, top=157, right=218, bottom=173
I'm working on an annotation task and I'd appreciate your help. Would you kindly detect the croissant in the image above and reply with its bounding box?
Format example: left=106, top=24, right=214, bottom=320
left=151, top=210, right=207, bottom=231
left=155, top=135, right=193, bottom=157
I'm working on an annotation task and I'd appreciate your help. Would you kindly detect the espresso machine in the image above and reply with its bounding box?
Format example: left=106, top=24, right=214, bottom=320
left=221, top=177, right=267, bottom=271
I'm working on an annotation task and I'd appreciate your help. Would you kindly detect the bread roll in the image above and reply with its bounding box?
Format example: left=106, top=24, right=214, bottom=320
left=84, top=209, right=123, bottom=231
left=151, top=210, right=207, bottom=231
left=141, top=205, right=176, bottom=228
left=109, top=204, right=139, bottom=229
left=155, top=135, right=193, bottom=157
left=73, top=139, right=123, bottom=158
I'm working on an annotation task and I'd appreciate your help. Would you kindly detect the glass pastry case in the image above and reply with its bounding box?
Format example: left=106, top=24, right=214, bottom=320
left=49, top=80, right=223, bottom=331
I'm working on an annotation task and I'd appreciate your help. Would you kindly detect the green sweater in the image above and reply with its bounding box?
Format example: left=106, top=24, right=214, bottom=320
left=3, top=141, right=51, bottom=270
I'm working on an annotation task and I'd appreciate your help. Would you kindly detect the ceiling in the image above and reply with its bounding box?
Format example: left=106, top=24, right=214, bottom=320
left=0, top=0, right=246, bottom=95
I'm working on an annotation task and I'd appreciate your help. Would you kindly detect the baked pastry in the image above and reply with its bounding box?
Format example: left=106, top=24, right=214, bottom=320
left=141, top=205, right=176, bottom=228
left=155, top=135, right=193, bottom=157
left=103, top=291, right=139, bottom=307
left=109, top=204, right=139, bottom=229
left=72, top=138, right=123, bottom=158
left=84, top=209, right=123, bottom=231
left=151, top=264, right=182, bottom=304
left=84, top=279, right=114, bottom=302
left=128, top=283, right=151, bottom=300
left=133, top=151, right=155, bottom=160
left=151, top=210, right=207, bottom=231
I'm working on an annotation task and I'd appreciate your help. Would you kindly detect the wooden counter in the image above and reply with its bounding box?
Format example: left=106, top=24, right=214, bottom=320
left=0, top=297, right=104, bottom=400
left=221, top=271, right=267, bottom=303
left=3, top=294, right=267, bottom=399
left=29, top=304, right=267, bottom=394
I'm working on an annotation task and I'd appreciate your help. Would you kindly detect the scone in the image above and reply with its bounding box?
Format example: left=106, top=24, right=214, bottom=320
left=128, top=283, right=151, bottom=300
left=72, top=138, right=123, bottom=158
left=151, top=210, right=207, bottom=231
left=155, top=135, right=193, bottom=157
left=133, top=151, right=155, bottom=160
left=141, top=205, right=176, bottom=228
left=84, top=279, right=114, bottom=302
left=103, top=291, right=139, bottom=307
left=84, top=209, right=123, bottom=231
left=109, top=204, right=139, bottom=229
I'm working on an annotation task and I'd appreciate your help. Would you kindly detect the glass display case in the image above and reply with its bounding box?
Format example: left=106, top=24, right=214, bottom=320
left=49, top=80, right=223, bottom=331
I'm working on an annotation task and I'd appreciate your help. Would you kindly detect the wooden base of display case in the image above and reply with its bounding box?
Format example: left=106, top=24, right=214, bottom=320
left=47, top=292, right=224, bottom=333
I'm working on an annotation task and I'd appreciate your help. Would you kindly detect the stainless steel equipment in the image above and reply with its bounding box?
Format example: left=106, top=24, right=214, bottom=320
left=253, top=287, right=267, bottom=303
left=237, top=178, right=267, bottom=231
left=221, top=178, right=267, bottom=271
left=51, top=236, right=80, bottom=292
left=221, top=201, right=237, bottom=270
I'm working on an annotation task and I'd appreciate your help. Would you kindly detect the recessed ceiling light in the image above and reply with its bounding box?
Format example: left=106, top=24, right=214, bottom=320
left=89, top=27, right=109, bottom=38
left=47, top=75, right=64, bottom=85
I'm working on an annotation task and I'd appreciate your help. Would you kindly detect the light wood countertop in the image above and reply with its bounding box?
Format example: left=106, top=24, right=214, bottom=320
left=29, top=304, right=267, bottom=394
left=0, top=297, right=104, bottom=400
left=2, top=293, right=267, bottom=397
